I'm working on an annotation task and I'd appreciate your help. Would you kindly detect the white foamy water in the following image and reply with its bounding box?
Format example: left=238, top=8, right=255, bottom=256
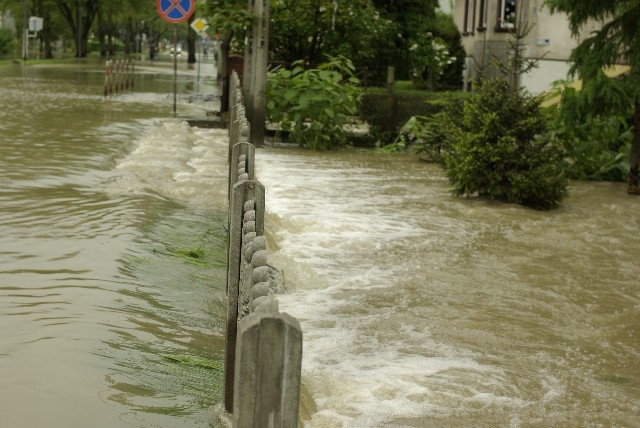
left=255, top=147, right=640, bottom=427
left=107, top=121, right=229, bottom=210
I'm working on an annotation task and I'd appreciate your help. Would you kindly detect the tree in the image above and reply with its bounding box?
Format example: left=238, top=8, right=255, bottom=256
left=443, top=79, right=568, bottom=210
left=544, top=0, right=640, bottom=194
left=432, top=11, right=465, bottom=90
left=54, top=0, right=101, bottom=57
left=96, top=0, right=151, bottom=57
left=371, top=0, right=439, bottom=80
left=186, top=13, right=196, bottom=64
left=32, top=0, right=67, bottom=59
left=269, top=0, right=388, bottom=69
left=205, top=0, right=251, bottom=112
left=0, top=0, right=64, bottom=59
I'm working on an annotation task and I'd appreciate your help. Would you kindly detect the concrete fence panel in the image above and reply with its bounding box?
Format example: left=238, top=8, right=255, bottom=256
left=224, top=68, right=304, bottom=426
left=233, top=312, right=303, bottom=428
left=229, top=142, right=255, bottom=203
left=225, top=179, right=265, bottom=412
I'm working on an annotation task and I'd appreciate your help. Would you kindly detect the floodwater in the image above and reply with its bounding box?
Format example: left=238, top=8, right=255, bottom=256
left=1, top=59, right=639, bottom=428
left=0, top=59, right=230, bottom=427
left=257, top=150, right=640, bottom=427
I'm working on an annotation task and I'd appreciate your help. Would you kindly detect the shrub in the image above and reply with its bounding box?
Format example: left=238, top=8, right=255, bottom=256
left=547, top=83, right=632, bottom=181
left=0, top=28, right=17, bottom=57
left=266, top=55, right=362, bottom=150
left=360, top=89, right=470, bottom=144
left=443, top=79, right=568, bottom=210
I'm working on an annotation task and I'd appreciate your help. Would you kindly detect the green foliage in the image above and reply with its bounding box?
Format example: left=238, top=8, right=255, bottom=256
left=442, top=79, right=568, bottom=210
left=371, top=0, right=439, bottom=80
left=544, top=0, right=640, bottom=192
left=205, top=0, right=252, bottom=52
left=409, top=11, right=465, bottom=91
left=432, top=11, right=465, bottom=90
left=269, top=0, right=392, bottom=71
left=361, top=89, right=470, bottom=145
left=547, top=82, right=632, bottom=181
left=496, top=20, right=541, bottom=93
left=412, top=96, right=467, bottom=161
left=408, top=33, right=457, bottom=90
left=266, top=55, right=362, bottom=150
left=0, top=27, right=15, bottom=57
left=545, top=0, right=640, bottom=81
left=375, top=109, right=456, bottom=160
left=376, top=115, right=429, bottom=153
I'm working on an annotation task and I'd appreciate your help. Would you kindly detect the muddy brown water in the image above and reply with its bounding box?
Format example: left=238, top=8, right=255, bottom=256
left=1, top=61, right=639, bottom=427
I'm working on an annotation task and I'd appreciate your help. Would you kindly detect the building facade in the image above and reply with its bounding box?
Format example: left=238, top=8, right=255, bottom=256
left=453, top=0, right=597, bottom=94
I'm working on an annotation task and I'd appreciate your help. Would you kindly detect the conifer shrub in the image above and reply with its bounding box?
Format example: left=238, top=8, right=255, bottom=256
left=442, top=79, right=568, bottom=210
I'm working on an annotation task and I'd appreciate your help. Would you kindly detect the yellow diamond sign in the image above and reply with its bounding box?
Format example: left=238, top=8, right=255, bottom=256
left=190, top=18, right=209, bottom=34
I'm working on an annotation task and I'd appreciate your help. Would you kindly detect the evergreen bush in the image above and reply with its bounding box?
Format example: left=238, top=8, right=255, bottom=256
left=443, top=79, right=568, bottom=210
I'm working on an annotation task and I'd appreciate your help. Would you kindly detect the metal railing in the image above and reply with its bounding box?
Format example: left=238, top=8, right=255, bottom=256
left=104, top=58, right=135, bottom=97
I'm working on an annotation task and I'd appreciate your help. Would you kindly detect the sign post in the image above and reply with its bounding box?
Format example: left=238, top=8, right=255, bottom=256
left=190, top=18, right=209, bottom=83
left=28, top=17, right=44, bottom=59
left=156, top=0, right=195, bottom=114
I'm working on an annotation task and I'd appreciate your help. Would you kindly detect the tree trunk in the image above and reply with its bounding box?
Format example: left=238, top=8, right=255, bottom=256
left=220, top=29, right=233, bottom=114
left=629, top=100, right=640, bottom=194
left=97, top=9, right=106, bottom=57
left=43, top=37, right=53, bottom=58
left=55, top=0, right=100, bottom=58
left=187, top=17, right=196, bottom=64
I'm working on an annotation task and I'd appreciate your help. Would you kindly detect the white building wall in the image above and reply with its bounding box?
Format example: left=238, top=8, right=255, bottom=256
left=453, top=0, right=593, bottom=94
left=520, top=59, right=571, bottom=94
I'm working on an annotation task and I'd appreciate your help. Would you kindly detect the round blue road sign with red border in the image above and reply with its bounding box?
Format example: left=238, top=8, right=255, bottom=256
left=157, top=0, right=195, bottom=24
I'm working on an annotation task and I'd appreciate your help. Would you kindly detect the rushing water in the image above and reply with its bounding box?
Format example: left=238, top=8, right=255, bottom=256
left=257, top=148, right=640, bottom=427
left=1, top=60, right=639, bottom=428
left=0, top=60, right=230, bottom=427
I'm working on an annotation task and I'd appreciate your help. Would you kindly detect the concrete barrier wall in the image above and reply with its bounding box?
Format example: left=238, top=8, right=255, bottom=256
left=224, top=71, right=303, bottom=427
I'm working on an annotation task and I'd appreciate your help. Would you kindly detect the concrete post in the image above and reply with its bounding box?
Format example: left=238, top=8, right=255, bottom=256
left=229, top=142, right=255, bottom=203
left=224, top=70, right=305, bottom=425
left=228, top=73, right=237, bottom=139
left=229, top=104, right=245, bottom=164
left=233, top=312, right=303, bottom=428
left=225, top=179, right=265, bottom=412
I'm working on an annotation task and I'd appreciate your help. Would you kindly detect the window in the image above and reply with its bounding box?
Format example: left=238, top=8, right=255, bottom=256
left=463, top=0, right=476, bottom=35
left=498, top=0, right=517, bottom=30
left=477, top=0, right=489, bottom=31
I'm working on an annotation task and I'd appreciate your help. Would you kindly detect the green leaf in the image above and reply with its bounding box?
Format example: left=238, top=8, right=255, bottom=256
left=324, top=108, right=335, bottom=119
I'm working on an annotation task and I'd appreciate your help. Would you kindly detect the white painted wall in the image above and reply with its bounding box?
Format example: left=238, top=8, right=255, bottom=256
left=520, top=59, right=572, bottom=94
left=452, top=0, right=595, bottom=94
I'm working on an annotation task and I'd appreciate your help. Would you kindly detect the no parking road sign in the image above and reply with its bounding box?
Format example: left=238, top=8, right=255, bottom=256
left=157, top=0, right=195, bottom=24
